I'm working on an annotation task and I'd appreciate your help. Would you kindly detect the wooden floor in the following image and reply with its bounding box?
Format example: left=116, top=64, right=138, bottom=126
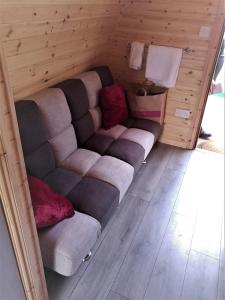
left=45, top=143, right=225, bottom=300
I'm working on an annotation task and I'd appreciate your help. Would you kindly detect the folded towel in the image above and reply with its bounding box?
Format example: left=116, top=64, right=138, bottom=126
left=129, top=41, right=145, bottom=70
left=145, top=45, right=182, bottom=88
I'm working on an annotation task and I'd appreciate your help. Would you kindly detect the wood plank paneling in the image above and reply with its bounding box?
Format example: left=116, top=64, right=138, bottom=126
left=0, top=45, right=48, bottom=300
left=0, top=1, right=120, bottom=100
left=0, top=0, right=224, bottom=148
left=107, top=0, right=224, bottom=148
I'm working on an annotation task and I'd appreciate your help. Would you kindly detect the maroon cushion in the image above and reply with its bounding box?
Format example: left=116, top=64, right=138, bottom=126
left=100, top=84, right=128, bottom=129
left=28, top=176, right=75, bottom=228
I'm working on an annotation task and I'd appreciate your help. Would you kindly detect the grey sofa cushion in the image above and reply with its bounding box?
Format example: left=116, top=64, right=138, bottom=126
left=91, top=66, right=114, bottom=87
left=84, top=133, right=114, bottom=155
left=76, top=71, right=102, bottom=109
left=119, top=128, right=155, bottom=159
left=30, top=88, right=79, bottom=163
left=68, top=177, right=119, bottom=227
left=87, top=155, right=134, bottom=202
left=15, top=100, right=56, bottom=178
left=15, top=100, right=49, bottom=156
left=122, top=118, right=162, bottom=143
left=25, top=144, right=55, bottom=179
left=38, top=211, right=101, bottom=276
left=30, top=88, right=72, bottom=139
left=54, top=79, right=89, bottom=121
left=106, top=139, right=145, bottom=173
left=75, top=113, right=95, bottom=145
left=44, top=168, right=82, bottom=196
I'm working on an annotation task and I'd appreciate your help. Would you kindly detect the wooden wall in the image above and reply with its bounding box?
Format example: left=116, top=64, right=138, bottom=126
left=0, top=0, right=120, bottom=100
left=0, top=0, right=224, bottom=148
left=107, top=0, right=224, bottom=148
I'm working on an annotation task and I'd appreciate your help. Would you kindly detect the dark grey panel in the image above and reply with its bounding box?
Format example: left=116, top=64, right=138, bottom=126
left=131, top=119, right=162, bottom=142
left=54, top=79, right=89, bottom=121
left=44, top=168, right=82, bottom=196
left=107, top=139, right=145, bottom=173
left=84, top=134, right=114, bottom=155
left=74, top=113, right=95, bottom=145
left=25, top=143, right=55, bottom=179
left=91, top=66, right=114, bottom=87
left=67, top=176, right=119, bottom=227
left=15, top=100, right=48, bottom=155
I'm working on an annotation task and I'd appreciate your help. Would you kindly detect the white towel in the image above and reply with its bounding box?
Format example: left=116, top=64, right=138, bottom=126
left=145, top=45, right=182, bottom=88
left=129, top=41, right=145, bottom=70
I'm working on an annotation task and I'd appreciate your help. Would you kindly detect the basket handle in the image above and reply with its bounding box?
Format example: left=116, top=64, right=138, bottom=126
left=136, top=87, right=147, bottom=96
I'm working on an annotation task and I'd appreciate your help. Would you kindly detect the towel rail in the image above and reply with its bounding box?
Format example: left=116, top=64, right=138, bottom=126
left=127, top=43, right=193, bottom=54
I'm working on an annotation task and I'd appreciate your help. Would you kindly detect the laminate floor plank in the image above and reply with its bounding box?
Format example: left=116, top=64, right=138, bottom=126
left=181, top=250, right=219, bottom=300
left=128, top=143, right=174, bottom=201
left=166, top=146, right=193, bottom=173
left=111, top=168, right=185, bottom=300
left=69, top=195, right=149, bottom=300
left=144, top=213, right=195, bottom=300
left=106, top=291, right=130, bottom=300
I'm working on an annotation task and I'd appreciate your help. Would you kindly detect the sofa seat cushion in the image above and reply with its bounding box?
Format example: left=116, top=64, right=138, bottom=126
left=97, top=124, right=127, bottom=139
left=60, top=149, right=101, bottom=175
left=121, top=118, right=162, bottom=142
left=84, top=133, right=114, bottom=155
left=87, top=156, right=134, bottom=202
left=44, top=168, right=82, bottom=196
left=38, top=211, right=101, bottom=276
left=119, top=128, right=155, bottom=159
left=106, top=139, right=145, bottom=173
left=68, top=177, right=119, bottom=227
left=28, top=176, right=74, bottom=228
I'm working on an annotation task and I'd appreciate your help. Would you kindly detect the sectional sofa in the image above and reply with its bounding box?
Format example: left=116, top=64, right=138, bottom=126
left=15, top=66, right=162, bottom=276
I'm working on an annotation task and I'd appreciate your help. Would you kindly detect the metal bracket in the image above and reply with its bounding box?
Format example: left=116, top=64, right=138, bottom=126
left=142, top=160, right=147, bottom=164
left=83, top=251, right=92, bottom=262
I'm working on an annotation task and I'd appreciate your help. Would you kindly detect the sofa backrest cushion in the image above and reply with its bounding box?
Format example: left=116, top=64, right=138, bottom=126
left=30, top=88, right=78, bottom=163
left=54, top=79, right=96, bottom=145
left=91, top=66, right=114, bottom=87
left=76, top=71, right=103, bottom=132
left=54, top=79, right=89, bottom=120
left=15, top=100, right=56, bottom=178
left=78, top=71, right=102, bottom=109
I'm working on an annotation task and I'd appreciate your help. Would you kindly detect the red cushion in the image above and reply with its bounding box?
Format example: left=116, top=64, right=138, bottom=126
left=100, top=84, right=128, bottom=129
left=28, top=176, right=75, bottom=228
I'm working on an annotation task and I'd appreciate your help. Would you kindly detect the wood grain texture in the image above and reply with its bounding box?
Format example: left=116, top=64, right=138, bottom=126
left=111, top=169, right=185, bottom=300
left=143, top=213, right=195, bottom=300
left=181, top=250, right=219, bottom=300
left=106, top=0, right=225, bottom=148
left=0, top=1, right=120, bottom=100
left=0, top=44, right=48, bottom=299
left=106, top=291, right=130, bottom=300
